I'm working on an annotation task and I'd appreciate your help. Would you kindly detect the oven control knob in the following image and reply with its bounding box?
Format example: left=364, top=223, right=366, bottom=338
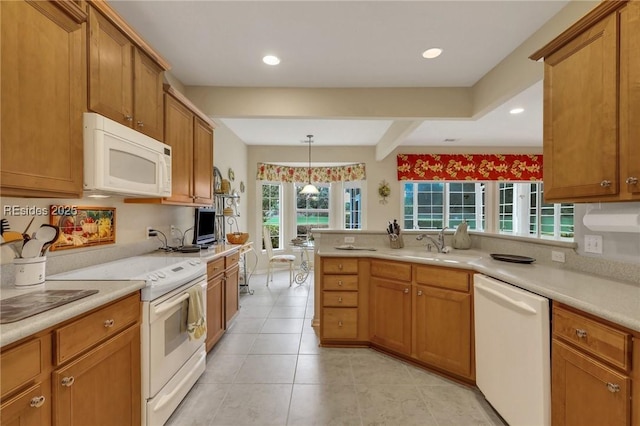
left=156, top=272, right=166, bottom=279
left=147, top=274, right=158, bottom=281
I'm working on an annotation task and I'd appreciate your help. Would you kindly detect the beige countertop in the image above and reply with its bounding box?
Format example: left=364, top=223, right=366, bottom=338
left=0, top=279, right=146, bottom=347
left=318, top=247, right=640, bottom=333
left=0, top=244, right=245, bottom=348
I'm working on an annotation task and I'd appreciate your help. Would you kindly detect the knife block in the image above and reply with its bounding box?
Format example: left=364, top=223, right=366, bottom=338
left=389, top=234, right=404, bottom=249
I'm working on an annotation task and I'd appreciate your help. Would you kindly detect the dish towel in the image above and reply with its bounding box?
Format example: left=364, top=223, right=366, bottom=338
left=186, top=286, right=206, bottom=341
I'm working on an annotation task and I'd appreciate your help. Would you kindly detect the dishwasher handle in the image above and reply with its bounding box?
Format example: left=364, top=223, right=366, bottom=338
left=475, top=281, right=537, bottom=315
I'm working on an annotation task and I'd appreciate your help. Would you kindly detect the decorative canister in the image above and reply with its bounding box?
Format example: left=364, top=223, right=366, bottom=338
left=452, top=220, right=472, bottom=249
left=14, top=256, right=47, bottom=286
left=220, top=179, right=231, bottom=194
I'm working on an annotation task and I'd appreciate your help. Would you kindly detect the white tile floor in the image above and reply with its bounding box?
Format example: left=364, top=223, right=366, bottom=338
left=166, top=271, right=506, bottom=426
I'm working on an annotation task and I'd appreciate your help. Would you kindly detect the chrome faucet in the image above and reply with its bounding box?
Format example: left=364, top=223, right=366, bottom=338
left=416, top=226, right=448, bottom=253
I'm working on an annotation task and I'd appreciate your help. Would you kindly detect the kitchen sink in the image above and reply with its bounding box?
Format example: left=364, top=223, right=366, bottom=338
left=390, top=250, right=483, bottom=264
left=0, top=289, right=99, bottom=324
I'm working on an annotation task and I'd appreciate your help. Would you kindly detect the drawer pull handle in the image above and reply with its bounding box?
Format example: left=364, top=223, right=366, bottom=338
left=338, top=297, right=343, bottom=303
left=404, top=288, right=409, bottom=294
left=626, top=177, right=638, bottom=185
left=600, top=180, right=611, bottom=187
left=61, top=376, right=75, bottom=387
left=137, top=120, right=144, bottom=128
left=338, top=321, right=343, bottom=327
left=575, top=329, right=587, bottom=338
left=104, top=319, right=115, bottom=328
left=124, top=115, right=133, bottom=122
left=30, top=396, right=45, bottom=408
left=338, top=264, right=343, bottom=270
left=338, top=280, right=343, bottom=286
left=417, top=290, right=423, bottom=296
left=607, top=383, right=620, bottom=393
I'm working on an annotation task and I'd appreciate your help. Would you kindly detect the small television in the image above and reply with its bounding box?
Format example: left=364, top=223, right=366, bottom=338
left=192, top=207, right=216, bottom=247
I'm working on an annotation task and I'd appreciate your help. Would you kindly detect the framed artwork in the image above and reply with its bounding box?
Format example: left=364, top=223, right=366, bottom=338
left=49, top=206, right=115, bottom=251
left=213, top=167, right=223, bottom=193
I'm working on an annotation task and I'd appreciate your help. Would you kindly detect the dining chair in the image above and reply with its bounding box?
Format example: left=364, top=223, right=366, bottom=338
left=262, top=226, right=295, bottom=286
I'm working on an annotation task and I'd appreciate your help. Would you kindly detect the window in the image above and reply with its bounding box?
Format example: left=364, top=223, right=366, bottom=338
left=344, top=182, right=362, bottom=229
left=498, top=182, right=574, bottom=239
left=262, top=183, right=282, bottom=249
left=403, top=182, right=484, bottom=230
left=295, top=183, right=330, bottom=239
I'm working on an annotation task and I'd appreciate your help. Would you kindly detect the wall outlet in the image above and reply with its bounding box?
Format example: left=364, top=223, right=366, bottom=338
left=551, top=251, right=565, bottom=263
left=344, top=236, right=355, bottom=243
left=584, top=235, right=603, bottom=254
left=146, top=227, right=156, bottom=239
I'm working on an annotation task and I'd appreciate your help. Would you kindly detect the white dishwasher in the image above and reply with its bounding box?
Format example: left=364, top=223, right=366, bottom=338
left=474, top=274, right=550, bottom=426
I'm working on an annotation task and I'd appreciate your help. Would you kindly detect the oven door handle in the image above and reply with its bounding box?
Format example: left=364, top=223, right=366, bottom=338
left=153, top=293, right=190, bottom=316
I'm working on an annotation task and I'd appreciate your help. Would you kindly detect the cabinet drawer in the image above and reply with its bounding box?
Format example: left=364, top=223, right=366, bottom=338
left=1, top=336, right=49, bottom=398
left=416, top=265, right=470, bottom=292
left=323, top=258, right=358, bottom=274
left=323, top=291, right=358, bottom=307
left=553, top=306, right=631, bottom=371
left=323, top=308, right=358, bottom=339
left=323, top=275, right=358, bottom=291
left=207, top=257, right=225, bottom=277
left=225, top=251, right=240, bottom=268
left=371, top=260, right=411, bottom=282
left=55, top=293, right=140, bottom=365
left=0, top=380, right=51, bottom=426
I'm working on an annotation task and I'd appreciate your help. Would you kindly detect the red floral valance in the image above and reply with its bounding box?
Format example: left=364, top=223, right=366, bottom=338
left=397, top=154, right=542, bottom=181
left=257, top=162, right=366, bottom=183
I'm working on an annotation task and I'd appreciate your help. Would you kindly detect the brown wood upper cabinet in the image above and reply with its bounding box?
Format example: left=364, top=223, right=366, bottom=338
left=1, top=0, right=86, bottom=198
left=162, top=86, right=214, bottom=206
left=87, top=4, right=167, bottom=141
left=530, top=0, right=640, bottom=202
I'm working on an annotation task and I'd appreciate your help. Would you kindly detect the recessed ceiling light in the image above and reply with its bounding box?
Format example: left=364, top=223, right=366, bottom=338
left=87, top=194, right=111, bottom=198
left=422, top=48, right=443, bottom=59
left=262, top=55, right=280, bottom=66
left=510, top=107, right=525, bottom=115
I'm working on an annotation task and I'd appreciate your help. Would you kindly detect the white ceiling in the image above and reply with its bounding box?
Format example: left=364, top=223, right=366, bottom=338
left=110, top=1, right=567, bottom=148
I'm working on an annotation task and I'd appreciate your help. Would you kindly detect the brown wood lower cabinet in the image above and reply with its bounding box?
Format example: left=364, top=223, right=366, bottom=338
left=413, top=284, right=472, bottom=378
left=206, top=272, right=225, bottom=352
left=1, top=293, right=142, bottom=426
left=225, top=264, right=240, bottom=327
left=551, top=303, right=635, bottom=426
left=370, top=276, right=412, bottom=355
left=53, top=325, right=141, bottom=426
left=552, top=340, right=631, bottom=426
left=322, top=258, right=475, bottom=383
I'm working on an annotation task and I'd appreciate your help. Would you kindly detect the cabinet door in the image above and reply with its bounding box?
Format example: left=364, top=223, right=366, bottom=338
left=552, top=340, right=630, bottom=426
left=206, top=274, right=225, bottom=352
left=164, top=94, right=194, bottom=204
left=543, top=13, right=619, bottom=201
left=88, top=7, right=133, bottom=127
left=413, top=284, right=472, bottom=379
left=225, top=265, right=240, bottom=326
left=1, top=0, right=85, bottom=198
left=0, top=380, right=51, bottom=426
left=193, top=117, right=214, bottom=205
left=53, top=326, right=141, bottom=426
left=133, top=48, right=164, bottom=141
left=620, top=2, right=640, bottom=197
left=370, top=277, right=411, bottom=355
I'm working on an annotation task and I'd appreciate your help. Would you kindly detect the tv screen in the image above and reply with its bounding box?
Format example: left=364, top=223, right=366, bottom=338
left=193, top=207, right=216, bottom=246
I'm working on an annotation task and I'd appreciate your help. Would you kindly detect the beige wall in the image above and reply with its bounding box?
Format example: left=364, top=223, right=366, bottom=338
left=0, top=196, right=194, bottom=265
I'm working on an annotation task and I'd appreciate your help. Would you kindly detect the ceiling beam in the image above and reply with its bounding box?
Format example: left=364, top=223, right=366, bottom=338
left=375, top=120, right=423, bottom=161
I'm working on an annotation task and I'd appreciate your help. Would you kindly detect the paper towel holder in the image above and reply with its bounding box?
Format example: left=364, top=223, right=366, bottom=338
left=582, top=207, right=640, bottom=233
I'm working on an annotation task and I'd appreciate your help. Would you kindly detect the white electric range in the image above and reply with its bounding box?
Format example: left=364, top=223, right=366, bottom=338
left=50, top=255, right=207, bottom=425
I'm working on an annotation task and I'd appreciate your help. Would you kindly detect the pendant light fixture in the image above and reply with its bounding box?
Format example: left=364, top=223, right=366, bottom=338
left=300, top=134, right=319, bottom=195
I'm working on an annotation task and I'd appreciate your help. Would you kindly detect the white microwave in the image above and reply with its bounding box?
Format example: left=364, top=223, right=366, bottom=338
left=83, top=113, right=172, bottom=197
